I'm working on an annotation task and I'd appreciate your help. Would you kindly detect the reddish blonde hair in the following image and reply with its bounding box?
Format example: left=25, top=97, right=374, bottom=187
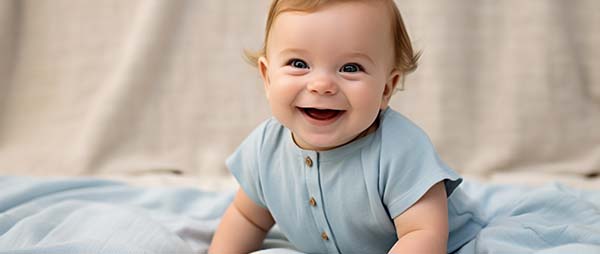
left=245, top=0, right=419, bottom=74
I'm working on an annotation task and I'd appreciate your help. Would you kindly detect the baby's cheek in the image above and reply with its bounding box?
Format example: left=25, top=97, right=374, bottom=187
left=351, top=90, right=381, bottom=108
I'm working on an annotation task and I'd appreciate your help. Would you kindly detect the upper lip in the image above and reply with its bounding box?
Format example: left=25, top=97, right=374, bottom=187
left=296, top=106, right=345, bottom=111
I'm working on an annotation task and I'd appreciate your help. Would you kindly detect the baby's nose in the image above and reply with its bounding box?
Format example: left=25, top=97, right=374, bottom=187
left=307, top=75, right=338, bottom=95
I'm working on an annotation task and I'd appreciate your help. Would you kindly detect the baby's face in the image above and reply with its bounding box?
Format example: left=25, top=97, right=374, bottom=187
left=259, top=1, right=398, bottom=151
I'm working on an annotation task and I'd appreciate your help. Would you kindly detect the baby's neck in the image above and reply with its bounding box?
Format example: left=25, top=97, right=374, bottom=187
left=352, top=116, right=380, bottom=142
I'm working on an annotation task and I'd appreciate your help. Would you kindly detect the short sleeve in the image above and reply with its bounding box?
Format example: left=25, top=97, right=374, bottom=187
left=225, top=120, right=270, bottom=208
left=379, top=111, right=462, bottom=219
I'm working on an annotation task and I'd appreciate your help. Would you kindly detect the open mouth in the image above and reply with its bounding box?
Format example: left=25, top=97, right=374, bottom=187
left=298, top=107, right=345, bottom=122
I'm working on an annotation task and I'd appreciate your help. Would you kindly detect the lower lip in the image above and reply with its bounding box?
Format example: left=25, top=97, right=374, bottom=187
left=298, top=108, right=345, bottom=126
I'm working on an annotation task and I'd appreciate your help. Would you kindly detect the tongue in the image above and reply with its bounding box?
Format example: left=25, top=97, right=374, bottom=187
left=306, top=108, right=340, bottom=120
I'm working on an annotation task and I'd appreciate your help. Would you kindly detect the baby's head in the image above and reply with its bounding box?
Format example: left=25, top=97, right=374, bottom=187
left=250, top=0, right=419, bottom=151
left=247, top=0, right=419, bottom=75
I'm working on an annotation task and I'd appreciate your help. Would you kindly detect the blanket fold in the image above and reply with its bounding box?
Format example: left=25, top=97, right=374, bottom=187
left=0, top=176, right=599, bottom=254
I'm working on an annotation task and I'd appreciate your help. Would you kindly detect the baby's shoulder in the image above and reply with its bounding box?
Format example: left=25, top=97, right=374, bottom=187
left=379, top=108, right=435, bottom=154
left=245, top=117, right=287, bottom=151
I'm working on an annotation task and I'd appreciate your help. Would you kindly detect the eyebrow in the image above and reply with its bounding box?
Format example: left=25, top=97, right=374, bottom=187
left=278, top=48, right=309, bottom=56
left=278, top=48, right=376, bottom=65
left=345, top=52, right=376, bottom=65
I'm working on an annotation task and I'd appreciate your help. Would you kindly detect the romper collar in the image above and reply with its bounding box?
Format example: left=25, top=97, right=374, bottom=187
left=285, top=109, right=389, bottom=162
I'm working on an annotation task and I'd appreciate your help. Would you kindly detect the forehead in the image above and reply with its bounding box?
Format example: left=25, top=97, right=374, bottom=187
left=267, top=1, right=393, bottom=58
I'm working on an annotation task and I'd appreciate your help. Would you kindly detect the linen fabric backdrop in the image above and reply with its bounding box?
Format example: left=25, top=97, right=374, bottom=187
left=0, top=0, right=599, bottom=183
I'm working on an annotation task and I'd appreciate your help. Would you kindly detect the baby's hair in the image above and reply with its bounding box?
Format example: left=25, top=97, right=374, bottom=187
left=245, top=0, right=420, bottom=77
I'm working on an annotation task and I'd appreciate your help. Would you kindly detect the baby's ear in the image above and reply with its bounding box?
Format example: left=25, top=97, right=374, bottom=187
left=258, top=56, right=271, bottom=98
left=381, top=69, right=401, bottom=109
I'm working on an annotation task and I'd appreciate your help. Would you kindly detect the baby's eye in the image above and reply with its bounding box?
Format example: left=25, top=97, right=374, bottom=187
left=287, top=59, right=309, bottom=69
left=340, top=63, right=363, bottom=73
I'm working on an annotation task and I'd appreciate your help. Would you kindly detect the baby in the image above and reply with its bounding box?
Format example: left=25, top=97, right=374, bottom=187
left=210, top=0, right=462, bottom=253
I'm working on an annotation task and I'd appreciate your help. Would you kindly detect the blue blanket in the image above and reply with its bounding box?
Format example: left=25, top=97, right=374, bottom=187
left=0, top=176, right=599, bottom=253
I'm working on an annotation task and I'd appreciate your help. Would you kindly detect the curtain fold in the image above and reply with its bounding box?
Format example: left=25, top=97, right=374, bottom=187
left=0, top=0, right=598, bottom=177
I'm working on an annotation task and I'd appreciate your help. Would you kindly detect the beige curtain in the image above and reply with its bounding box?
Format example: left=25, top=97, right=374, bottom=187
left=0, top=0, right=598, bottom=179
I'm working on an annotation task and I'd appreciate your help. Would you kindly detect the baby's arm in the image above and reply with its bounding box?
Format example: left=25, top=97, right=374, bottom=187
left=388, top=181, right=449, bottom=254
left=209, top=188, right=275, bottom=254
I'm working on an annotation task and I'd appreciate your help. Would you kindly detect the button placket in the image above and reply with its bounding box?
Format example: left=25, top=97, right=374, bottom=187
left=303, top=152, right=339, bottom=253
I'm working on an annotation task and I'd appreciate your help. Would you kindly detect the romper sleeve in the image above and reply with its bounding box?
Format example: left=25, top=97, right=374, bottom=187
left=225, top=120, right=271, bottom=208
left=379, top=112, right=462, bottom=219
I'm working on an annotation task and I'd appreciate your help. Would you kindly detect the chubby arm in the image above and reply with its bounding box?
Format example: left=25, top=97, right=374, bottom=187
left=388, top=181, right=449, bottom=254
left=209, top=188, right=275, bottom=254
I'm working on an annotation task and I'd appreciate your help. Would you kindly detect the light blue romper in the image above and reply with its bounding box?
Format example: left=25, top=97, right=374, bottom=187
left=227, top=108, right=473, bottom=253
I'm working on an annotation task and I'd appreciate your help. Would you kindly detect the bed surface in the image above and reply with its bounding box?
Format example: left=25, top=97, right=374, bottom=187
left=1, top=176, right=599, bottom=254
